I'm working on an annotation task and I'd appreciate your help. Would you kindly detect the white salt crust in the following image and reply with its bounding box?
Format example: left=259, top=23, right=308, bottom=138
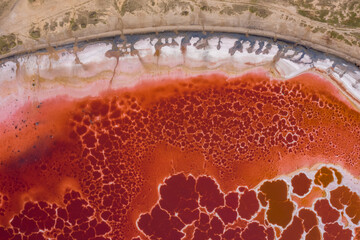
left=0, top=35, right=359, bottom=123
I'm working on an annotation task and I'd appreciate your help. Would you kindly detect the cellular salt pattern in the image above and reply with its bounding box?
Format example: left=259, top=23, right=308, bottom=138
left=0, top=71, right=360, bottom=239
left=137, top=165, right=360, bottom=240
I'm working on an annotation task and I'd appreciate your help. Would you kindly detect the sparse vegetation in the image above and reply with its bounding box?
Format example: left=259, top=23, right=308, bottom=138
left=293, top=0, right=360, bottom=28
left=66, top=12, right=103, bottom=32
left=328, top=31, right=345, bottom=41
left=312, top=26, right=326, bottom=33
left=29, top=27, right=40, bottom=39
left=50, top=21, right=58, bottom=31
left=120, top=0, right=142, bottom=16
left=0, top=33, right=19, bottom=54
left=43, top=22, right=49, bottom=31
left=342, top=15, right=360, bottom=27
left=248, top=6, right=272, bottom=18
left=88, top=11, right=100, bottom=24
left=0, top=1, right=8, bottom=13
left=352, top=33, right=360, bottom=40
left=89, top=11, right=97, bottom=19
left=344, top=39, right=352, bottom=46
left=70, top=18, right=79, bottom=31
left=219, top=4, right=247, bottom=15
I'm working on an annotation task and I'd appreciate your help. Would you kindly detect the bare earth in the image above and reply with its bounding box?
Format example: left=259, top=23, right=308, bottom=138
left=0, top=0, right=360, bottom=66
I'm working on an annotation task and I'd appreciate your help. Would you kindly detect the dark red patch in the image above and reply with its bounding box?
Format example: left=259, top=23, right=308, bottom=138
left=280, top=216, right=304, bottom=240
left=291, top=173, right=312, bottom=196
left=159, top=173, right=199, bottom=224
left=238, top=189, right=259, bottom=220
left=216, top=206, right=237, bottom=225
left=314, top=199, right=340, bottom=224
left=324, top=222, right=352, bottom=240
left=137, top=204, right=185, bottom=240
left=225, top=192, right=239, bottom=209
left=196, top=176, right=224, bottom=212
left=298, top=208, right=318, bottom=232
left=306, top=226, right=321, bottom=240
left=241, top=222, right=267, bottom=240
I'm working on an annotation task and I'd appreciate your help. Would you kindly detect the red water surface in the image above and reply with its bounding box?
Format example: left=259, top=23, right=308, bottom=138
left=0, top=71, right=360, bottom=239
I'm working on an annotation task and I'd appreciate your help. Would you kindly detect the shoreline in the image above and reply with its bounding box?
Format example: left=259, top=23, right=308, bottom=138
left=1, top=32, right=360, bottom=123
left=1, top=27, right=360, bottom=67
